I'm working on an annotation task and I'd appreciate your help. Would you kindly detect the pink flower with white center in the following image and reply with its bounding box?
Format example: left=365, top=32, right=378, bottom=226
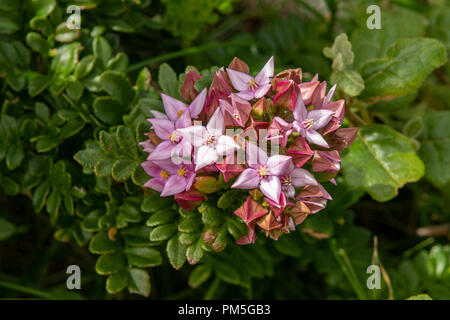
left=279, top=161, right=318, bottom=199
left=177, top=108, right=240, bottom=171
left=147, top=110, right=192, bottom=162
left=226, top=56, right=274, bottom=100
left=161, top=88, right=207, bottom=120
left=143, top=159, right=195, bottom=196
left=292, top=94, right=334, bottom=148
left=231, top=142, right=292, bottom=204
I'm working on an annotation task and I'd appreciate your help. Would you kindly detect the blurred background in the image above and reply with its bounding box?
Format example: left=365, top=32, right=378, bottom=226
left=0, top=0, right=449, bottom=299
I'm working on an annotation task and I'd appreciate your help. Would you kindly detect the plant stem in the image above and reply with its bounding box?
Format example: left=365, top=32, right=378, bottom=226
left=294, top=0, right=326, bottom=21
left=330, top=239, right=368, bottom=300
left=346, top=107, right=366, bottom=126
left=0, top=280, right=53, bottom=299
left=203, top=277, right=221, bottom=300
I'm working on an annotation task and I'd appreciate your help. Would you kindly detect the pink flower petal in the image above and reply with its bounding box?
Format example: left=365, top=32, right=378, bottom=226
left=161, top=93, right=188, bottom=121
left=306, top=129, right=329, bottom=148
left=188, top=88, right=207, bottom=119
left=309, top=109, right=334, bottom=130
left=177, top=125, right=207, bottom=147
left=293, top=94, right=307, bottom=121
left=255, top=56, right=274, bottom=85
left=226, top=68, right=253, bottom=91
left=194, top=145, right=218, bottom=171
left=260, top=176, right=281, bottom=203
left=148, top=140, right=174, bottom=160
left=216, top=135, right=240, bottom=156
left=246, top=141, right=268, bottom=168
left=266, top=155, right=292, bottom=176
left=206, top=107, right=225, bottom=136
left=144, top=177, right=166, bottom=192
left=175, top=110, right=192, bottom=129
left=254, top=83, right=272, bottom=99
left=161, top=175, right=187, bottom=196
left=150, top=110, right=168, bottom=119
left=236, top=90, right=255, bottom=100
left=148, top=118, right=174, bottom=140
left=291, top=168, right=318, bottom=187
left=231, top=168, right=260, bottom=189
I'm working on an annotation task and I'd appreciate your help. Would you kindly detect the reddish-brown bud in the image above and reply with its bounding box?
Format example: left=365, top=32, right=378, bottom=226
left=181, top=69, right=201, bottom=103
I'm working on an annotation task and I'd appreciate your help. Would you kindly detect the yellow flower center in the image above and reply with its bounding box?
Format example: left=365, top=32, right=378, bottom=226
left=169, top=132, right=180, bottom=143
left=160, top=170, right=169, bottom=179
left=247, top=78, right=257, bottom=90
left=302, top=119, right=315, bottom=131
left=257, top=166, right=268, bottom=177
left=177, top=168, right=186, bottom=177
left=177, top=110, right=184, bottom=117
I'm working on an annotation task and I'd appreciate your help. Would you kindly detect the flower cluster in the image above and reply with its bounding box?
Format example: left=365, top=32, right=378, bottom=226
left=141, top=57, right=358, bottom=244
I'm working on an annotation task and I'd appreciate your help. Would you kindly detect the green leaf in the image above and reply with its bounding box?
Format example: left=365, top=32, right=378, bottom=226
left=127, top=268, right=150, bottom=297
left=202, top=206, right=225, bottom=227
left=46, top=189, right=61, bottom=220
left=146, top=209, right=178, bottom=227
left=158, top=63, right=181, bottom=99
left=112, top=159, right=137, bottom=182
left=213, top=260, right=242, bottom=286
left=0, top=218, right=15, bottom=241
left=136, top=67, right=151, bottom=91
left=186, top=239, right=204, bottom=265
left=75, top=55, right=96, bottom=79
left=28, top=74, right=51, bottom=97
left=188, top=265, right=212, bottom=288
left=323, top=33, right=354, bottom=71
left=35, top=102, right=50, bottom=122
left=178, top=218, right=202, bottom=233
left=60, top=120, right=85, bottom=140
left=0, top=11, right=21, bottom=34
left=418, top=111, right=450, bottom=188
left=6, top=69, right=26, bottom=91
left=100, top=71, right=135, bottom=106
left=26, top=32, right=48, bottom=54
left=360, top=38, right=447, bottom=99
left=6, top=143, right=24, bottom=170
left=36, top=135, right=59, bottom=153
left=31, top=0, right=56, bottom=17
left=32, top=180, right=50, bottom=212
left=93, top=36, right=112, bottom=68
left=150, top=224, right=177, bottom=241
left=342, top=124, right=424, bottom=202
left=115, top=126, right=139, bottom=159
left=51, top=42, right=81, bottom=76
left=1, top=177, right=19, bottom=195
left=107, top=53, right=129, bottom=72
left=351, top=7, right=427, bottom=68
left=166, top=235, right=187, bottom=270
left=330, top=70, right=364, bottom=97
left=125, top=247, right=162, bottom=268
left=89, top=231, right=121, bottom=254
left=106, top=270, right=128, bottom=294
left=96, top=252, right=126, bottom=275
left=93, top=97, right=125, bottom=125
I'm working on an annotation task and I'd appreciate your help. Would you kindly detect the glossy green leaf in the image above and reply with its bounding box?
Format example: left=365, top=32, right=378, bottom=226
left=0, top=218, right=15, bottom=241
left=360, top=38, right=447, bottom=99
left=96, top=252, right=126, bottom=275
left=167, top=235, right=187, bottom=270
left=342, top=124, right=424, bottom=202
left=418, top=111, right=450, bottom=187
left=125, top=247, right=162, bottom=267
left=127, top=268, right=150, bottom=297
left=100, top=71, right=135, bottom=106
left=188, top=265, right=212, bottom=288
left=330, top=70, right=364, bottom=97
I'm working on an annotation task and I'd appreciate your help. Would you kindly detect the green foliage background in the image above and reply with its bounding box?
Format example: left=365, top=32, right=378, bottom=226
left=0, top=0, right=449, bottom=300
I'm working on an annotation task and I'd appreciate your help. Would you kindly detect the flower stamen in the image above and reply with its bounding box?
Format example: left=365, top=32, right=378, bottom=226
left=160, top=170, right=169, bottom=179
